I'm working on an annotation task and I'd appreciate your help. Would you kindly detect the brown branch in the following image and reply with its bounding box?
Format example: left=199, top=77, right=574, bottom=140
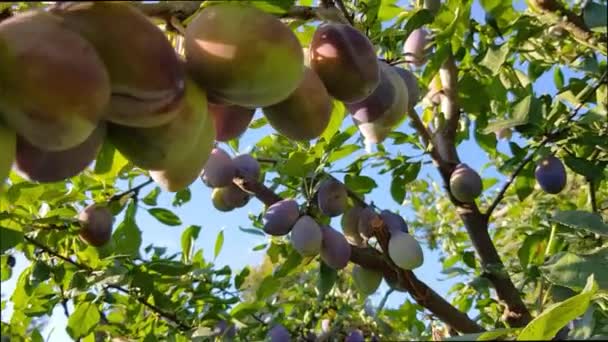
left=334, top=0, right=355, bottom=26
left=131, top=1, right=203, bottom=21
left=233, top=175, right=483, bottom=334
left=24, top=235, right=192, bottom=331
left=530, top=0, right=601, bottom=51
left=589, top=179, right=598, bottom=213
left=108, top=178, right=154, bottom=203
left=410, top=54, right=532, bottom=326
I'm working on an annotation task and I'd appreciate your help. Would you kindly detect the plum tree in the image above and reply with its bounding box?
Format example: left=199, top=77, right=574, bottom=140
left=233, top=154, right=261, bottom=181
left=208, top=102, right=255, bottom=142
left=403, top=28, right=428, bottom=66
left=263, top=199, right=300, bottom=236
left=348, top=62, right=409, bottom=124
left=345, top=330, right=365, bottom=342
left=310, top=23, right=379, bottom=103
left=0, top=123, right=16, bottom=187
left=341, top=205, right=365, bottom=246
left=78, top=204, right=113, bottom=247
left=268, top=324, right=291, bottom=342
left=185, top=3, right=304, bottom=107
left=358, top=207, right=380, bottom=239
left=14, top=123, right=105, bottom=183
left=108, top=78, right=210, bottom=171
left=0, top=10, right=110, bottom=151
left=317, top=178, right=348, bottom=217
left=352, top=265, right=383, bottom=296
left=290, top=215, right=323, bottom=257
left=211, top=184, right=250, bottom=212
left=449, top=163, right=483, bottom=203
left=380, top=210, right=408, bottom=234
left=535, top=155, right=567, bottom=194
left=388, top=231, right=424, bottom=270
left=148, top=109, right=215, bottom=192
left=51, top=2, right=185, bottom=128
left=262, top=67, right=332, bottom=141
left=201, top=148, right=237, bottom=188
left=320, top=226, right=351, bottom=270
left=394, top=67, right=420, bottom=109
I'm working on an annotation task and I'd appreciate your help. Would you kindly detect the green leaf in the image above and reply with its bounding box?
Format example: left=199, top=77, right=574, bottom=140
left=230, top=301, right=263, bottom=320
left=214, top=230, right=224, bottom=260
left=238, top=226, right=266, bottom=237
left=147, top=208, right=182, bottom=226
left=148, top=260, right=192, bottom=276
left=142, top=187, right=160, bottom=206
left=93, top=140, right=115, bottom=175
left=327, top=144, right=359, bottom=163
left=320, top=101, right=346, bottom=143
left=281, top=151, right=316, bottom=178
left=390, top=176, right=406, bottom=204
left=345, top=175, right=377, bottom=195
left=483, top=95, right=531, bottom=134
left=541, top=249, right=608, bottom=291
left=112, top=212, right=142, bottom=258
left=318, top=262, right=337, bottom=299
left=173, top=188, right=191, bottom=207
left=0, top=227, right=23, bottom=253
left=553, top=67, right=564, bottom=89
left=517, top=275, right=598, bottom=340
left=480, top=43, right=510, bottom=75
left=518, top=233, right=546, bottom=269
left=247, top=0, right=296, bottom=14
left=515, top=163, right=535, bottom=201
left=583, top=2, right=608, bottom=32
left=551, top=210, right=608, bottom=237
left=563, top=155, right=605, bottom=181
left=235, top=267, right=250, bottom=290
left=445, top=328, right=519, bottom=341
left=256, top=275, right=281, bottom=300
left=181, top=225, right=201, bottom=264
left=66, top=302, right=100, bottom=339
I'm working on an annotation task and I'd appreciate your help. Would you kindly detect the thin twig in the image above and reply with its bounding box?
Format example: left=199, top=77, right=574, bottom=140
left=24, top=235, right=193, bottom=331
left=334, top=0, right=354, bottom=26
left=485, top=70, right=608, bottom=218
left=108, top=178, right=154, bottom=203
left=375, top=288, right=395, bottom=318
left=589, top=179, right=598, bottom=213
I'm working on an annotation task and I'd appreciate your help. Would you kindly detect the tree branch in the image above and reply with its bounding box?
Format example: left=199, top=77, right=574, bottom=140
left=24, top=236, right=192, bottom=331
left=334, top=0, right=355, bottom=26
left=589, top=179, right=598, bottom=213
left=486, top=70, right=607, bottom=217
left=108, top=178, right=154, bottom=203
left=232, top=175, right=483, bottom=334
left=530, top=0, right=606, bottom=54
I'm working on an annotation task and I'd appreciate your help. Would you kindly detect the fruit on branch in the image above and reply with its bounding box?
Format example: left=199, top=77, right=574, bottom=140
left=352, top=265, right=383, bottom=295
left=320, top=225, right=351, bottom=270
left=263, top=199, right=300, bottom=236
left=317, top=178, right=348, bottom=217
left=211, top=184, right=251, bottom=212
left=449, top=163, right=483, bottom=203
left=341, top=205, right=365, bottom=246
left=290, top=215, right=323, bottom=257
left=380, top=210, right=408, bottom=234
left=358, top=207, right=380, bottom=239
left=108, top=78, right=209, bottom=171
left=345, top=330, right=365, bottom=342
left=388, top=231, right=424, bottom=270
left=348, top=62, right=409, bottom=125
left=0, top=10, right=110, bottom=151
left=0, top=123, right=16, bottom=187
left=51, top=2, right=185, bottom=128
left=262, top=67, right=332, bottom=141
left=353, top=121, right=393, bottom=146
left=14, top=123, right=105, bottom=183
left=268, top=324, right=291, bottom=342
left=424, top=0, right=441, bottom=15
left=208, top=102, right=254, bottom=142
left=394, top=67, right=420, bottom=109
left=149, top=110, right=215, bottom=192
left=233, top=154, right=261, bottom=181
left=535, top=155, right=567, bottom=194
left=185, top=3, right=304, bottom=107
left=201, top=148, right=236, bottom=188
left=403, top=28, right=429, bottom=66
left=310, top=23, right=380, bottom=103
left=78, top=204, right=113, bottom=247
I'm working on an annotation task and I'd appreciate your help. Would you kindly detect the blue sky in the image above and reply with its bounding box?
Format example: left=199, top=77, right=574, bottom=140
left=1, top=0, right=586, bottom=340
